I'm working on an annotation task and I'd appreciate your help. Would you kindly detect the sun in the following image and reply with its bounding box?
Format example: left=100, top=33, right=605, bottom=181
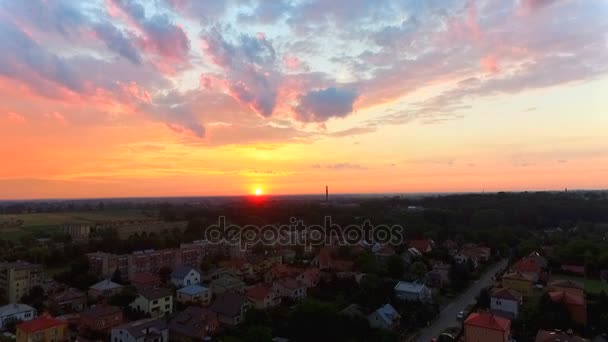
left=254, top=188, right=263, bottom=196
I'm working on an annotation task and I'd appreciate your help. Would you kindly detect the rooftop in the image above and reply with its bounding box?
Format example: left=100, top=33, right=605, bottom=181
left=90, top=279, right=123, bottom=291
left=177, top=284, right=209, bottom=296
left=394, top=281, right=427, bottom=293
left=171, top=266, right=199, bottom=279
left=464, top=312, right=510, bottom=332
left=114, top=318, right=167, bottom=338
left=17, top=316, right=67, bottom=334
left=138, top=287, right=172, bottom=301
left=0, top=303, right=36, bottom=317
left=210, top=292, right=249, bottom=317
left=81, top=304, right=122, bottom=318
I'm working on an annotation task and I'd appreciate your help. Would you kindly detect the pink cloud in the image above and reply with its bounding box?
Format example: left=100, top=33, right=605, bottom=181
left=283, top=55, right=301, bottom=70
left=480, top=55, right=500, bottom=73
left=6, top=112, right=26, bottom=124
left=44, top=111, right=67, bottom=124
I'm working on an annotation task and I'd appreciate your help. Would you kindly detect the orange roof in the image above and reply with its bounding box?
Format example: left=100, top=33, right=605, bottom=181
left=17, top=317, right=67, bottom=334
left=465, top=312, right=510, bottom=332
left=549, top=291, right=585, bottom=306
left=409, top=239, right=431, bottom=252
left=246, top=284, right=272, bottom=300
left=512, top=257, right=542, bottom=274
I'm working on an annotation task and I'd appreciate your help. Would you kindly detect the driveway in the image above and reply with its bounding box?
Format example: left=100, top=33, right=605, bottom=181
left=413, top=258, right=508, bottom=342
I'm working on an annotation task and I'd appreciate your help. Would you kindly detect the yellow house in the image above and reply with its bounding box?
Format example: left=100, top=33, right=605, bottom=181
left=501, top=271, right=536, bottom=297
left=16, top=316, right=68, bottom=342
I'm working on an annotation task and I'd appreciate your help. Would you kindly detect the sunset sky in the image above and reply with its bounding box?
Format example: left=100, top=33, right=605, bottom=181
left=1, top=0, right=607, bottom=199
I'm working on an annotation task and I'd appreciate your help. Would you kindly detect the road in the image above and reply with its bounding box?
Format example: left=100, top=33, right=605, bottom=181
left=414, top=259, right=508, bottom=342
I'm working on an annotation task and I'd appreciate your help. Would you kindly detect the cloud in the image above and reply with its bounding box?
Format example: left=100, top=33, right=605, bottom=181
left=294, top=87, right=358, bottom=123
left=6, top=112, right=26, bottom=124
left=313, top=163, right=367, bottom=170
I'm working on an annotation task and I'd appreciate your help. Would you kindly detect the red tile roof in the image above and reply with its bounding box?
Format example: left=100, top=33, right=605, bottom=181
left=409, top=239, right=432, bottom=252
left=549, top=291, right=585, bottom=306
left=465, top=312, right=510, bottom=332
left=17, top=317, right=67, bottom=334
left=246, top=284, right=273, bottom=300
left=512, top=257, right=542, bottom=274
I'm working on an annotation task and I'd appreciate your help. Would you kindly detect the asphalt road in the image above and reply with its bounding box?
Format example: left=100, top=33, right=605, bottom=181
left=414, top=258, right=509, bottom=342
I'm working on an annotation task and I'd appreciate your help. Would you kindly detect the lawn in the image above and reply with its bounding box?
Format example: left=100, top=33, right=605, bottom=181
left=549, top=274, right=608, bottom=295
left=0, top=209, right=156, bottom=241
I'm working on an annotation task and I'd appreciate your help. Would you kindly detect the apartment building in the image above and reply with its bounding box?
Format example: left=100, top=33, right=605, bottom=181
left=0, top=261, right=44, bottom=303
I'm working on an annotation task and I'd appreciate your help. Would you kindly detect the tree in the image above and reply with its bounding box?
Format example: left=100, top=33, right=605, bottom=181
left=408, top=261, right=428, bottom=279
left=111, top=268, right=123, bottom=284
left=244, top=325, right=273, bottom=342
left=386, top=255, right=405, bottom=279
left=108, top=286, right=138, bottom=308
left=476, top=287, right=491, bottom=309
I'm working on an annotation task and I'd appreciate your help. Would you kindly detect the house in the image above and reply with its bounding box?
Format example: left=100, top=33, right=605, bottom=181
left=409, top=239, right=433, bottom=253
left=274, top=278, right=307, bottom=301
left=296, top=268, right=320, bottom=288
left=0, top=261, right=44, bottom=303
left=176, top=284, right=211, bottom=306
left=264, top=264, right=301, bottom=283
left=111, top=318, right=168, bottom=342
left=490, top=288, right=522, bottom=319
left=202, top=267, right=231, bottom=283
left=535, top=329, right=589, bottom=342
left=130, top=272, right=161, bottom=289
left=88, top=279, right=123, bottom=299
left=311, top=247, right=333, bottom=270
left=464, top=312, right=511, bottom=342
left=394, top=281, right=432, bottom=302
left=16, top=316, right=68, bottom=342
left=79, top=304, right=123, bottom=334
left=425, top=270, right=444, bottom=288
left=220, top=258, right=254, bottom=278
left=130, top=288, right=173, bottom=318
left=210, top=274, right=246, bottom=295
left=48, top=287, right=86, bottom=313
left=431, top=262, right=451, bottom=284
left=512, top=257, right=543, bottom=278
left=548, top=291, right=587, bottom=325
left=246, top=284, right=281, bottom=309
left=170, top=266, right=201, bottom=288
left=0, top=303, right=36, bottom=330
left=210, top=292, right=251, bottom=326
left=168, top=306, right=219, bottom=341
left=548, top=279, right=584, bottom=296
left=368, top=304, right=401, bottom=331
left=501, top=271, right=537, bottom=297
left=527, top=251, right=548, bottom=268
left=463, top=247, right=492, bottom=264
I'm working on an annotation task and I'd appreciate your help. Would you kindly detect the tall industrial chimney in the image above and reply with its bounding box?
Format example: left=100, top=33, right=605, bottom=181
left=325, top=185, right=328, bottom=202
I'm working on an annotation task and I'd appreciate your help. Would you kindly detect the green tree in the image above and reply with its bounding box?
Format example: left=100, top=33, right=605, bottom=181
left=386, top=255, right=405, bottom=279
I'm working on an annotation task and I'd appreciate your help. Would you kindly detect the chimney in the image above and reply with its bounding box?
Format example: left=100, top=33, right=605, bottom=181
left=325, top=185, right=328, bottom=202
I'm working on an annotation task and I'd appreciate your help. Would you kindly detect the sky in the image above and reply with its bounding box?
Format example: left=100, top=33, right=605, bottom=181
left=0, top=0, right=607, bottom=199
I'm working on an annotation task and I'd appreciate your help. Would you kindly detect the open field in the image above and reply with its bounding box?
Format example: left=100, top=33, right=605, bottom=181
left=549, top=274, right=608, bottom=295
left=0, top=209, right=156, bottom=240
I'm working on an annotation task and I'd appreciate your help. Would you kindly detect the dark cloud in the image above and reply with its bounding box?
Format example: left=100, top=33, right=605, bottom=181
left=294, top=88, right=358, bottom=123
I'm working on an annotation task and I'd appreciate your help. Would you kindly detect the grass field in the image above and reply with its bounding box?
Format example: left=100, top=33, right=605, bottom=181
left=550, top=274, right=608, bottom=295
left=0, top=209, right=156, bottom=241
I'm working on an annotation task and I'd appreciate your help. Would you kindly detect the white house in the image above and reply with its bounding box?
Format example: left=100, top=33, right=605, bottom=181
left=170, top=266, right=201, bottom=288
left=394, top=281, right=432, bottom=302
left=490, top=288, right=522, bottom=319
left=130, top=288, right=173, bottom=318
left=274, top=278, right=307, bottom=301
left=111, top=318, right=168, bottom=342
left=368, top=304, right=401, bottom=331
left=0, top=303, right=36, bottom=329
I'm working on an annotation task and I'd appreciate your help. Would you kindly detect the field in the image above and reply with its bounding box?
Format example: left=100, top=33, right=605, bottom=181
left=0, top=209, right=155, bottom=241
left=549, top=274, right=608, bottom=295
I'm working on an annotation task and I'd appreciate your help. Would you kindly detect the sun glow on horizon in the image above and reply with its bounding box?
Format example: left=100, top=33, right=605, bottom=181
left=255, top=188, right=263, bottom=196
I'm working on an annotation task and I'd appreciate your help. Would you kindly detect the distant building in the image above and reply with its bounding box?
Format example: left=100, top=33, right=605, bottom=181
left=368, top=304, right=401, bottom=331
left=548, top=279, right=584, bottom=296
left=464, top=312, right=511, bottom=342
left=170, top=266, right=201, bottom=288
left=48, top=287, right=86, bottom=314
left=394, top=281, right=432, bottom=302
left=548, top=291, right=587, bottom=325
left=0, top=303, right=36, bottom=330
left=111, top=318, right=168, bottom=342
left=169, top=306, right=219, bottom=341
left=246, top=284, right=281, bottom=309
left=88, top=279, right=123, bottom=299
left=0, top=261, right=44, bottom=303
left=62, top=223, right=91, bottom=241
left=130, top=272, right=161, bottom=290
left=274, top=278, right=307, bottom=301
left=16, top=316, right=68, bottom=342
left=79, top=304, right=123, bottom=334
left=130, top=288, right=173, bottom=318
left=210, top=292, right=251, bottom=326
left=490, top=288, right=523, bottom=319
left=210, top=275, right=246, bottom=295
left=176, top=284, right=211, bottom=306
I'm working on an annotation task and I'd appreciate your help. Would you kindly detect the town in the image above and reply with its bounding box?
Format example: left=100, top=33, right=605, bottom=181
left=0, top=192, right=607, bottom=341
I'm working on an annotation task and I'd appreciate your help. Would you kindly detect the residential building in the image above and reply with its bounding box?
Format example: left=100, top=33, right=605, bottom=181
left=111, top=318, right=168, bottom=342
left=431, top=262, right=452, bottom=284
left=265, top=264, right=301, bottom=283
left=176, top=284, right=211, bottom=306
left=210, top=274, right=246, bottom=295
left=130, top=288, right=173, bottom=318
left=16, top=316, right=68, bottom=342
left=48, top=287, right=86, bottom=313
left=0, top=303, right=36, bottom=330
left=311, top=247, right=333, bottom=270
left=274, top=278, right=307, bottom=301
left=210, top=292, right=251, bottom=326
left=88, top=279, right=123, bottom=299
left=170, top=266, right=201, bottom=288
left=296, top=268, right=320, bottom=288
left=535, top=329, right=588, bottom=342
left=368, top=304, right=401, bottom=331
left=79, top=304, right=123, bottom=334
left=202, top=267, right=231, bottom=283
left=463, top=246, right=492, bottom=264
left=512, top=257, right=543, bottom=278
left=220, top=258, right=254, bottom=278
left=409, top=239, right=433, bottom=253
left=0, top=261, right=44, bottom=303
left=168, top=306, right=219, bottom=341
left=501, top=271, right=536, bottom=297
left=548, top=279, right=584, bottom=296
left=548, top=291, right=587, bottom=325
left=490, top=288, right=522, bottom=319
left=394, top=281, right=432, bottom=302
left=464, top=312, right=511, bottom=342
left=527, top=251, right=548, bottom=268
left=246, top=284, right=281, bottom=309
left=130, top=272, right=161, bottom=290
left=62, top=223, right=91, bottom=241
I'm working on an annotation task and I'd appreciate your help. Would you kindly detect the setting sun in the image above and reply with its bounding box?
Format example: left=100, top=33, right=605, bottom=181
left=255, top=188, right=263, bottom=196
